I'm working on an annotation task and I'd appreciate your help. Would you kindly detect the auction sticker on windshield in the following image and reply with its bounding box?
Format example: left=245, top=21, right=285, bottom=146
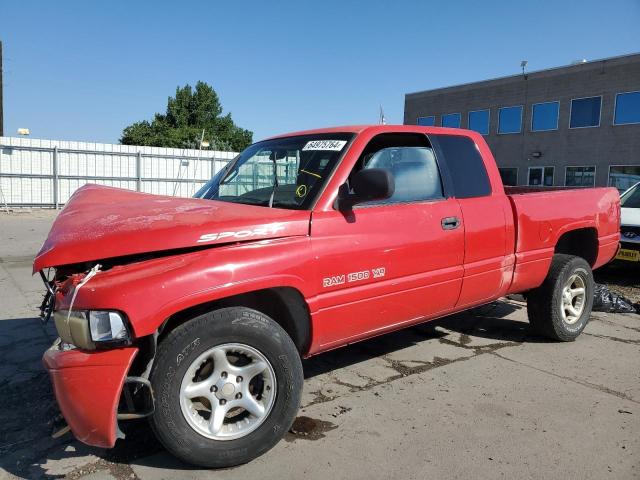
left=302, top=140, right=347, bottom=151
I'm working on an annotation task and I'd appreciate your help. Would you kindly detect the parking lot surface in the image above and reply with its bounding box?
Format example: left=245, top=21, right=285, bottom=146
left=0, top=210, right=638, bottom=480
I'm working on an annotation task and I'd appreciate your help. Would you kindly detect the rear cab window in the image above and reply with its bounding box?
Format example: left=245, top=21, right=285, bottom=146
left=429, top=135, right=491, bottom=198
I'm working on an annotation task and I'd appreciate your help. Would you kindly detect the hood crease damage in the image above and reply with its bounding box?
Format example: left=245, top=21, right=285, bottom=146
left=33, top=184, right=311, bottom=273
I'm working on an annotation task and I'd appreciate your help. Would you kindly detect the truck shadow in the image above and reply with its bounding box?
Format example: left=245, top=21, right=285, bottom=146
left=302, top=299, right=547, bottom=380
left=0, top=299, right=546, bottom=478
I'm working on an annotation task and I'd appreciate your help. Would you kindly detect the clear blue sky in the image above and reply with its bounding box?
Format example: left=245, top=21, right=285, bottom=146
left=2, top=0, right=639, bottom=145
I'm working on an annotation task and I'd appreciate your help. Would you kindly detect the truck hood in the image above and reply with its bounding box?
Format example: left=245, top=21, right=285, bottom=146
left=33, top=185, right=311, bottom=272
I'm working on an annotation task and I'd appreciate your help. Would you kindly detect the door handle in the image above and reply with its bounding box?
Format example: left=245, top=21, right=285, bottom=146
left=441, top=216, right=460, bottom=230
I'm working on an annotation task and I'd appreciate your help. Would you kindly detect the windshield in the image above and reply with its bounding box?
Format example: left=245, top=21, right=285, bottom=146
left=195, top=133, right=353, bottom=209
left=621, top=183, right=640, bottom=208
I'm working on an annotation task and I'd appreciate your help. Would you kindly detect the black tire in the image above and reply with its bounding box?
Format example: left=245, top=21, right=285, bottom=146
left=149, top=307, right=303, bottom=468
left=526, top=254, right=594, bottom=341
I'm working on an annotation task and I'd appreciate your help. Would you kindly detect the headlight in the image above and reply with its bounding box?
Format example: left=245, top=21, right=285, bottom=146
left=89, top=311, right=129, bottom=343
left=54, top=310, right=131, bottom=350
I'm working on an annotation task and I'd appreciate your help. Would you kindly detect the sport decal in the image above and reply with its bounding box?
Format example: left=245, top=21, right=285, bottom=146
left=197, top=224, right=285, bottom=243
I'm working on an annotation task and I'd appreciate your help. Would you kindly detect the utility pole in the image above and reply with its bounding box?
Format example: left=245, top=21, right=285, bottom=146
left=0, top=41, right=6, bottom=211
left=0, top=41, right=4, bottom=137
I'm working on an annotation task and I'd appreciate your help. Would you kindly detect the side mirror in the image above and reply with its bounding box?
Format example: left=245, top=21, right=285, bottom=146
left=335, top=168, right=395, bottom=210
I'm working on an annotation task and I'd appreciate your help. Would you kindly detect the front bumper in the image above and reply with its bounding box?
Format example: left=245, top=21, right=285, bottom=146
left=43, top=339, right=138, bottom=448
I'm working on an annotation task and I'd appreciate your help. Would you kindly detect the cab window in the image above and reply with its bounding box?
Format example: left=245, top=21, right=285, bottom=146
left=350, top=133, right=444, bottom=206
left=430, top=134, right=491, bottom=198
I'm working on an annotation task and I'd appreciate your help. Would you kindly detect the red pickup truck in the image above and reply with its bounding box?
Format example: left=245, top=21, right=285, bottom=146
left=36, top=125, right=620, bottom=467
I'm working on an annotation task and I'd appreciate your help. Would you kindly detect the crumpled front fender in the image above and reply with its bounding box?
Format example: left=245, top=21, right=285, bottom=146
left=43, top=342, right=138, bottom=448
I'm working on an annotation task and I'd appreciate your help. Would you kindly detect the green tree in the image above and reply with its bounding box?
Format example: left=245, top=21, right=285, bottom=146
left=120, top=82, right=252, bottom=151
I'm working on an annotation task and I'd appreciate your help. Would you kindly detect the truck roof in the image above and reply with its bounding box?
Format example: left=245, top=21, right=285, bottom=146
left=265, top=124, right=469, bottom=140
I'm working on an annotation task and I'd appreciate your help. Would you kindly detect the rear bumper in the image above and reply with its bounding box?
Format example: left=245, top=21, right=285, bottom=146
left=43, top=340, right=138, bottom=448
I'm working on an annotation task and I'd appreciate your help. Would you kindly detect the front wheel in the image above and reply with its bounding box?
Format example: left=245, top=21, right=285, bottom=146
left=149, top=307, right=303, bottom=468
left=527, top=254, right=594, bottom=341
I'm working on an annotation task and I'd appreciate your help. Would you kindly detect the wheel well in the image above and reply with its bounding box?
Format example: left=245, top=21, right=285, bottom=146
left=554, top=228, right=598, bottom=266
left=158, top=287, right=312, bottom=355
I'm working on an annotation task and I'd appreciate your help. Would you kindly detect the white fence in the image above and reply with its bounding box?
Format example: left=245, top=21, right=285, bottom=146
left=0, top=136, right=236, bottom=207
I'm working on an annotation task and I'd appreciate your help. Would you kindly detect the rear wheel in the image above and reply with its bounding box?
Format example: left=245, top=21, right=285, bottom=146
left=527, top=254, right=594, bottom=341
left=150, top=307, right=303, bottom=468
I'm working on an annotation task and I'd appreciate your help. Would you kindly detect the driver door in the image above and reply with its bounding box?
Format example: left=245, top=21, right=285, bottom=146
left=309, top=133, right=464, bottom=352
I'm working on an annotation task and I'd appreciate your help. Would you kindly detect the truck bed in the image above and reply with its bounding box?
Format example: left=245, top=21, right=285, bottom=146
left=505, top=186, right=620, bottom=294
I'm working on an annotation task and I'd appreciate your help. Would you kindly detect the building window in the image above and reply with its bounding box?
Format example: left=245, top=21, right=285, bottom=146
left=498, top=106, right=523, bottom=134
left=468, top=110, right=490, bottom=135
left=570, top=96, right=601, bottom=128
left=614, top=91, right=640, bottom=125
left=441, top=113, right=461, bottom=128
left=528, top=166, right=554, bottom=186
left=565, top=166, right=595, bottom=187
left=498, top=168, right=518, bottom=186
left=531, top=101, right=559, bottom=131
left=417, top=116, right=436, bottom=126
left=609, top=165, right=640, bottom=193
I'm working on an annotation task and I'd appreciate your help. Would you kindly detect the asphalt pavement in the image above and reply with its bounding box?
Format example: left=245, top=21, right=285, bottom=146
left=0, top=210, right=638, bottom=480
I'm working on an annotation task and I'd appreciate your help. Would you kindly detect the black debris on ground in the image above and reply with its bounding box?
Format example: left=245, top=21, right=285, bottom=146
left=593, top=283, right=639, bottom=314
left=594, top=262, right=640, bottom=304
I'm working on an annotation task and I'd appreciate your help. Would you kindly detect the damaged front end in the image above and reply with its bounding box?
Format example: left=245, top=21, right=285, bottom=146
left=33, top=185, right=310, bottom=448
left=40, top=264, right=132, bottom=350
left=39, top=263, right=157, bottom=448
left=43, top=341, right=140, bottom=447
left=38, top=269, right=56, bottom=324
